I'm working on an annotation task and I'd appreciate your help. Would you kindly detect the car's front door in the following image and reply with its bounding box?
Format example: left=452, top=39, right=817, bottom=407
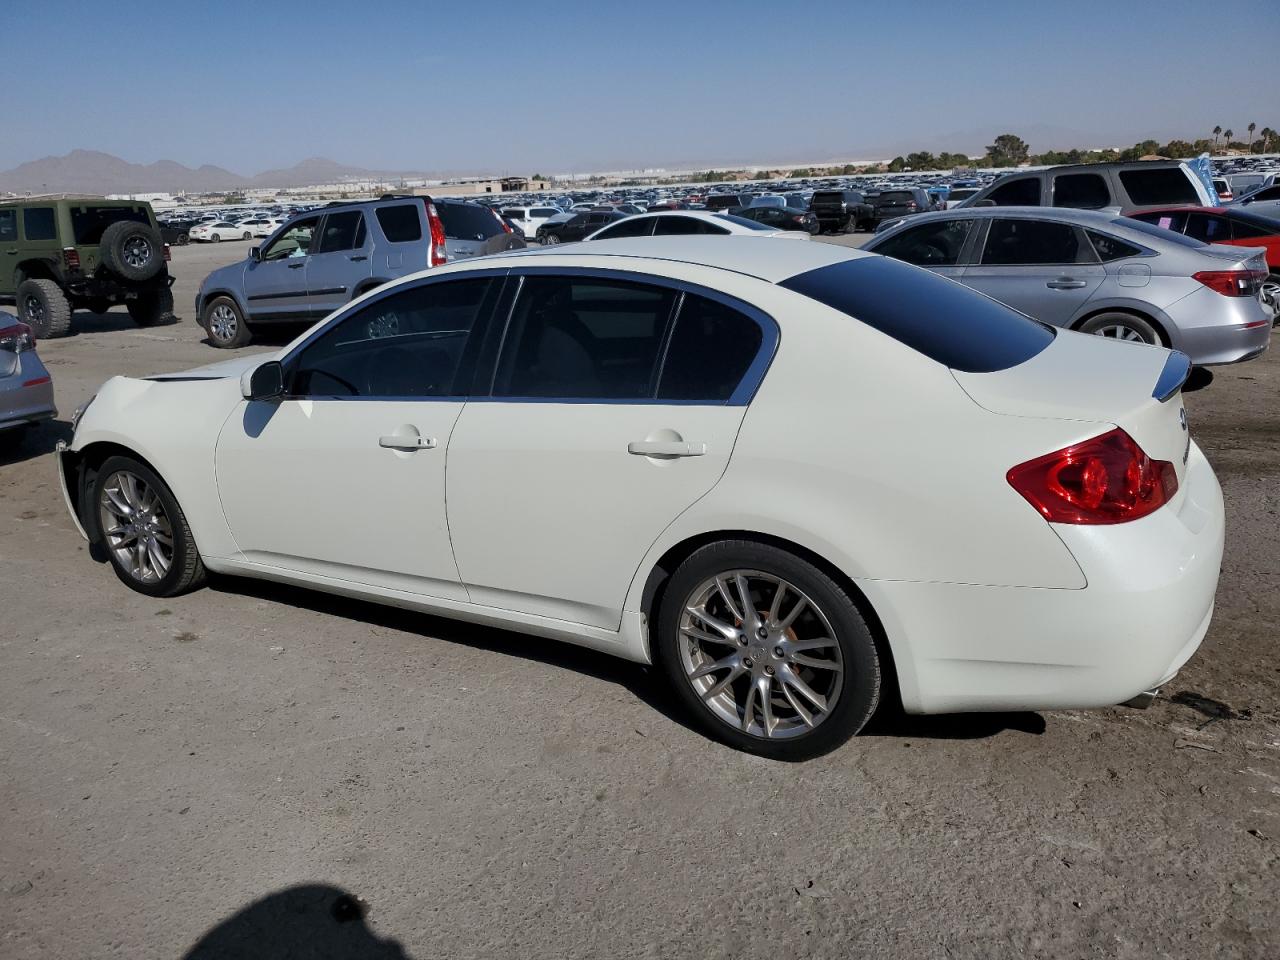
left=241, top=216, right=319, bottom=321
left=962, top=217, right=1105, bottom=326
left=214, top=275, right=500, bottom=599
left=870, top=218, right=975, bottom=281
left=306, top=210, right=373, bottom=316
left=445, top=272, right=775, bottom=629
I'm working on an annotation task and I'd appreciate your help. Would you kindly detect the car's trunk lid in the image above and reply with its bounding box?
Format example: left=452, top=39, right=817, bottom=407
left=952, top=329, right=1192, bottom=486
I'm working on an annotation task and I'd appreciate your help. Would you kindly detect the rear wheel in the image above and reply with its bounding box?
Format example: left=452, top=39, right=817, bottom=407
left=94, top=455, right=206, bottom=597
left=656, top=540, right=881, bottom=760
left=17, top=278, right=73, bottom=339
left=210, top=233, right=222, bottom=243
left=1262, top=273, right=1280, bottom=314
left=1078, top=312, right=1161, bottom=345
left=127, top=287, right=175, bottom=327
left=541, top=233, right=560, bottom=245
left=202, top=295, right=250, bottom=348
left=242, top=231, right=252, bottom=240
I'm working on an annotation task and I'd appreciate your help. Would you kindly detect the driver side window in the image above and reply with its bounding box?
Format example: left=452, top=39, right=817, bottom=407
left=262, top=216, right=319, bottom=261
left=289, top=278, right=493, bottom=398
left=874, top=219, right=973, bottom=267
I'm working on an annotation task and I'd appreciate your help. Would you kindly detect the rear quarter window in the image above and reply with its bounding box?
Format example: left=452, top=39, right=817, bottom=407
left=375, top=204, right=423, bottom=243
left=779, top=256, right=1054, bottom=373
left=1118, top=168, right=1197, bottom=206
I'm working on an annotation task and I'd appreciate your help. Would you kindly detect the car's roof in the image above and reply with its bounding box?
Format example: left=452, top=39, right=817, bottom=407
left=892, top=206, right=1120, bottom=225
left=477, top=235, right=870, bottom=283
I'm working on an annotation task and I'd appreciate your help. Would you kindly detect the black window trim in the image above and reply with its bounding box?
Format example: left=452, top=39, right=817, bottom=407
left=471, top=266, right=780, bottom=407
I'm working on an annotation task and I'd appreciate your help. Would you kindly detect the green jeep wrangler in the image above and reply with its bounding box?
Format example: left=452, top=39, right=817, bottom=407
left=0, top=196, right=176, bottom=338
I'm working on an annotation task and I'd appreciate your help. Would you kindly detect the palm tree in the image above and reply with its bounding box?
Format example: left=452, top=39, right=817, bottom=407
left=1224, top=129, right=1234, bottom=148
left=1247, top=122, right=1257, bottom=150
left=1262, top=127, right=1276, bottom=153
left=1212, top=125, right=1222, bottom=148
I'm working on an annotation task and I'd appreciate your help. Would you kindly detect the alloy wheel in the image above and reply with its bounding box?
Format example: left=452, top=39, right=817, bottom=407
left=22, top=294, right=45, bottom=325
left=98, top=470, right=174, bottom=584
left=209, top=304, right=238, bottom=342
left=678, top=570, right=844, bottom=739
left=122, top=236, right=153, bottom=270
left=1092, top=323, right=1149, bottom=343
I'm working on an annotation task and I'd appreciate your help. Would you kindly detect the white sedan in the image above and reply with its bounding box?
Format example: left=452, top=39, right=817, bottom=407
left=585, top=210, right=809, bottom=240
left=188, top=221, right=245, bottom=243
left=56, top=238, right=1222, bottom=760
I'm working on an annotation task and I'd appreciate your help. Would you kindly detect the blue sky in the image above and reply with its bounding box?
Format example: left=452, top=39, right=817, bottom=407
left=6, top=0, right=1277, bottom=174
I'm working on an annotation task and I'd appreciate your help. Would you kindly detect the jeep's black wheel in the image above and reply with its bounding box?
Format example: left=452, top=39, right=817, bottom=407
left=17, top=278, right=73, bottom=339
left=201, top=296, right=250, bottom=348
left=100, top=221, right=165, bottom=282
left=127, top=288, right=176, bottom=327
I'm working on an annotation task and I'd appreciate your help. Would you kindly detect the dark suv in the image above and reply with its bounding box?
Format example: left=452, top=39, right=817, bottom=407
left=536, top=209, right=626, bottom=244
left=809, top=189, right=875, bottom=233
left=869, top=188, right=934, bottom=229
left=0, top=197, right=174, bottom=338
left=195, top=196, right=523, bottom=348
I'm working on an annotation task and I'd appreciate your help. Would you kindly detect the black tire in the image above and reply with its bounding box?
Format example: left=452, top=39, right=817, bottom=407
left=210, top=234, right=222, bottom=243
left=201, top=295, right=251, bottom=348
left=127, top=287, right=176, bottom=327
left=655, top=540, right=881, bottom=760
left=1077, top=311, right=1161, bottom=345
left=175, top=233, right=189, bottom=246
left=99, top=220, right=165, bottom=282
left=242, top=231, right=252, bottom=240
left=16, top=278, right=73, bottom=339
left=92, top=454, right=207, bottom=598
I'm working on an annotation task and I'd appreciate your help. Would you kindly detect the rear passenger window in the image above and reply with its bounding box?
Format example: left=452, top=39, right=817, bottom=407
left=1086, top=231, right=1142, bottom=262
left=1118, top=168, right=1198, bottom=206
left=592, top=217, right=655, bottom=239
left=985, top=177, right=1041, bottom=206
left=1184, top=213, right=1230, bottom=243
left=316, top=211, right=366, bottom=253
left=658, top=294, right=763, bottom=402
left=873, top=219, right=972, bottom=266
left=982, top=219, right=1087, bottom=265
left=23, top=207, right=57, bottom=241
left=375, top=205, right=422, bottom=243
left=493, top=276, right=676, bottom=399
left=1052, top=173, right=1110, bottom=209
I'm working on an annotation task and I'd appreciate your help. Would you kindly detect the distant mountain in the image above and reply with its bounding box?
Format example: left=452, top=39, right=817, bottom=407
left=0, top=150, right=430, bottom=195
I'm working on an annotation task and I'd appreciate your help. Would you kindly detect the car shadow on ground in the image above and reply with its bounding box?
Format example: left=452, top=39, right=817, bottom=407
left=0, top=418, right=72, bottom=467
left=211, top=575, right=1044, bottom=744
left=71, top=309, right=181, bottom=335
left=183, top=884, right=411, bottom=960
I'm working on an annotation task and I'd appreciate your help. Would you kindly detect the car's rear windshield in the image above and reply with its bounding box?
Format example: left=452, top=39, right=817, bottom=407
left=1116, top=217, right=1207, bottom=248
left=878, top=191, right=914, bottom=203
left=779, top=256, right=1054, bottom=373
left=713, top=213, right=774, bottom=231
left=71, top=205, right=150, bottom=245
left=436, top=202, right=501, bottom=240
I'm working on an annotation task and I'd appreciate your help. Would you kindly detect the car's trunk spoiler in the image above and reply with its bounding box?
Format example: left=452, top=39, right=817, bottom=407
left=1152, top=350, right=1192, bottom=403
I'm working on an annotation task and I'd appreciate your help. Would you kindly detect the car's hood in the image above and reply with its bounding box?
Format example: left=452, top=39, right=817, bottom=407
left=146, top=353, right=269, bottom=382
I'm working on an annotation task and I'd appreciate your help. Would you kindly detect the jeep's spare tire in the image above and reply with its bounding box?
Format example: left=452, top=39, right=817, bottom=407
left=99, top=221, right=165, bottom=282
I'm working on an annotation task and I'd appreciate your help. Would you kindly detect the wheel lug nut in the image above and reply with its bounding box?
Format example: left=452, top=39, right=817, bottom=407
left=764, top=666, right=774, bottom=676
left=756, top=626, right=768, bottom=640
left=742, top=657, right=753, bottom=668
left=773, top=646, right=784, bottom=658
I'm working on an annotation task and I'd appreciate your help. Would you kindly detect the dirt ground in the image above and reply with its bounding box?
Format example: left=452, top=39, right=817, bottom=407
left=1, top=238, right=1277, bottom=959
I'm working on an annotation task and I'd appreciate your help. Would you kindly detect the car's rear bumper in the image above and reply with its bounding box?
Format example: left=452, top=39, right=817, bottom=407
left=0, top=351, right=56, bottom=431
left=864, top=439, right=1223, bottom=714
left=1166, top=289, right=1273, bottom=365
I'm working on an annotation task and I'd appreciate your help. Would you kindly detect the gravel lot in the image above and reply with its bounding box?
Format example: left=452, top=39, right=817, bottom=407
left=2, top=238, right=1278, bottom=959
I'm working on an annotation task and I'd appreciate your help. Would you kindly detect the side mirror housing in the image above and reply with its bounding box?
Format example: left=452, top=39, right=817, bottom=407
left=241, top=360, right=284, bottom=401
left=974, top=199, right=997, bottom=207
left=249, top=245, right=262, bottom=261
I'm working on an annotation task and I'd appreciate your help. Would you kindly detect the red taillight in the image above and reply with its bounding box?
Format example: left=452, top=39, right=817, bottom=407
left=1193, top=269, right=1266, bottom=297
left=0, top=321, right=35, bottom=352
left=163, top=243, right=171, bottom=261
left=493, top=210, right=512, bottom=234
left=1007, top=428, right=1177, bottom=525
left=62, top=247, right=81, bottom=271
left=906, top=202, right=917, bottom=210
left=425, top=201, right=448, bottom=267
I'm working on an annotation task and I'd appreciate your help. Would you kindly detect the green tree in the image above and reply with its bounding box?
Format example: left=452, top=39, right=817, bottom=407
left=1212, top=125, right=1222, bottom=149
left=886, top=156, right=907, bottom=172
left=1247, top=122, right=1256, bottom=148
left=1261, top=127, right=1276, bottom=152
left=985, top=133, right=1029, bottom=167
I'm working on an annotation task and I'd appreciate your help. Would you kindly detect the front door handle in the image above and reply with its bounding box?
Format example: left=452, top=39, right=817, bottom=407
left=287, top=262, right=305, bottom=269
left=628, top=440, right=707, bottom=457
left=349, top=255, right=368, bottom=262
left=1046, top=278, right=1087, bottom=289
left=379, top=435, right=437, bottom=451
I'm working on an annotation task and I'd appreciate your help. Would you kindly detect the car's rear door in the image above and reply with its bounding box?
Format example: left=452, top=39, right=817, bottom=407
left=962, top=217, right=1105, bottom=326
left=306, top=210, right=374, bottom=316
left=445, top=270, right=776, bottom=630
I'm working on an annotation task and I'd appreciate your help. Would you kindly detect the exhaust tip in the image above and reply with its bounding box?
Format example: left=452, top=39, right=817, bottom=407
left=1121, top=688, right=1160, bottom=709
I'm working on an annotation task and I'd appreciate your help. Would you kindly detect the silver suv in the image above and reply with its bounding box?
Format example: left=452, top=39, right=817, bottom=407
left=195, top=197, right=523, bottom=348
left=960, top=161, right=1216, bottom=214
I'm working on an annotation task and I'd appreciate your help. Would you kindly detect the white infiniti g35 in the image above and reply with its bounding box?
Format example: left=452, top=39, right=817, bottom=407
left=57, top=237, right=1223, bottom=759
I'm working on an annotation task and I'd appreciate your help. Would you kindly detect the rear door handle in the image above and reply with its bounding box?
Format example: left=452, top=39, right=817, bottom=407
left=1046, top=278, right=1087, bottom=289
left=379, top=435, right=437, bottom=451
left=349, top=255, right=368, bottom=261
left=627, top=440, right=707, bottom=457
left=287, top=262, right=305, bottom=269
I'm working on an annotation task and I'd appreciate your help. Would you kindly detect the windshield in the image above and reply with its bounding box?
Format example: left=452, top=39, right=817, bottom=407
left=713, top=213, right=774, bottom=231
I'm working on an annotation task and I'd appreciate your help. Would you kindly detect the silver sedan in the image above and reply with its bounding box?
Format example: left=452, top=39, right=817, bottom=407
left=864, top=207, right=1273, bottom=365
left=0, top=314, right=56, bottom=434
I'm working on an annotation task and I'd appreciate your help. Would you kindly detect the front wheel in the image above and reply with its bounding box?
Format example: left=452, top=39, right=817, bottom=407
left=1078, top=312, right=1160, bottom=345
left=210, top=233, right=222, bottom=243
left=202, top=295, right=251, bottom=348
left=1261, top=273, right=1280, bottom=314
left=656, top=540, right=881, bottom=760
left=94, top=455, right=206, bottom=597
left=16, top=278, right=73, bottom=339
left=541, top=233, right=560, bottom=245
left=243, top=232, right=252, bottom=240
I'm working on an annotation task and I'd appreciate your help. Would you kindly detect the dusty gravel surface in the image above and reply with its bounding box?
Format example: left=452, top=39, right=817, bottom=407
left=1, top=239, right=1277, bottom=959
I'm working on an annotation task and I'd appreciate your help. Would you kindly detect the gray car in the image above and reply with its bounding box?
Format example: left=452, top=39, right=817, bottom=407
left=959, top=161, right=1216, bottom=214
left=0, top=313, right=55, bottom=433
left=195, top=197, right=524, bottom=349
left=1230, top=182, right=1280, bottom=218
left=864, top=207, right=1272, bottom=365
